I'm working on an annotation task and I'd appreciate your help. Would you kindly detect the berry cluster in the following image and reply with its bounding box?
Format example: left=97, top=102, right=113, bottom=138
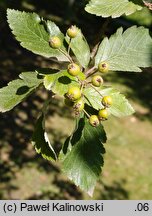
left=89, top=96, right=112, bottom=127
left=49, top=25, right=112, bottom=127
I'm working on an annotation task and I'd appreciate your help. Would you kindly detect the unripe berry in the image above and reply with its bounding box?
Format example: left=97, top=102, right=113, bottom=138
left=73, top=98, right=84, bottom=112
left=98, top=109, right=108, bottom=121
left=91, top=75, right=103, bottom=87
left=98, top=62, right=109, bottom=73
left=67, top=25, right=78, bottom=38
left=102, top=96, right=112, bottom=107
left=67, top=86, right=81, bottom=101
left=68, top=63, right=81, bottom=76
left=49, top=36, right=62, bottom=49
left=89, top=115, right=100, bottom=127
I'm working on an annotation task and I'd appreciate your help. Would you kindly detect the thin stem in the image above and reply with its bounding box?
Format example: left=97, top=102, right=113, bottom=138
left=58, top=48, right=73, bottom=63
left=89, top=83, right=103, bottom=97
left=76, top=76, right=82, bottom=85
left=90, top=42, right=100, bottom=60
left=83, top=109, right=90, bottom=118
left=86, top=70, right=97, bottom=79
left=68, top=39, right=72, bottom=55
left=85, top=66, right=97, bottom=77
left=80, top=83, right=84, bottom=92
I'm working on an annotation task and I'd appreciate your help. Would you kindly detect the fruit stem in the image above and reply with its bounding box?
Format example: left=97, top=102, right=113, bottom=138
left=76, top=76, right=83, bottom=86
left=86, top=70, right=97, bottom=79
left=68, top=39, right=72, bottom=55
left=85, top=66, right=97, bottom=78
left=80, top=80, right=86, bottom=92
left=89, top=83, right=103, bottom=97
left=90, top=43, right=100, bottom=59
left=83, top=109, right=90, bottom=118
left=58, top=48, right=73, bottom=63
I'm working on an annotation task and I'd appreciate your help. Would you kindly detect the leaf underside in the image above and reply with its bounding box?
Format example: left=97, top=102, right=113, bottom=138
left=84, top=87, right=135, bottom=117
left=85, top=0, right=142, bottom=18
left=0, top=72, right=43, bottom=112
left=62, top=117, right=107, bottom=196
left=7, top=9, right=68, bottom=61
left=95, top=26, right=152, bottom=72
left=65, top=28, right=90, bottom=68
left=43, top=70, right=79, bottom=96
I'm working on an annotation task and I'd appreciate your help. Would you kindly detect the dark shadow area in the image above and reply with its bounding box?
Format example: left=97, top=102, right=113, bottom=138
left=37, top=68, right=59, bottom=75
left=27, top=176, right=83, bottom=200
left=58, top=76, right=71, bottom=84
left=97, top=180, right=129, bottom=200
left=52, top=176, right=83, bottom=200
left=16, top=86, right=31, bottom=95
left=106, top=69, right=152, bottom=121
left=26, top=178, right=129, bottom=200
left=131, top=0, right=145, bottom=6
left=0, top=161, right=18, bottom=199
left=0, top=161, right=15, bottom=183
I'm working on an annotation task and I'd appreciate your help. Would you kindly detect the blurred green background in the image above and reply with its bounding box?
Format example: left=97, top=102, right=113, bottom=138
left=0, top=0, right=152, bottom=200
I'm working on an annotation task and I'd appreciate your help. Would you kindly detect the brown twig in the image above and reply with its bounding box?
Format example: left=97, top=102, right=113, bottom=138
left=85, top=66, right=97, bottom=77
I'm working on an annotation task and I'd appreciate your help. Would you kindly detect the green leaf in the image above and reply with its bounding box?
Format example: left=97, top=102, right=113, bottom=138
left=61, top=115, right=84, bottom=158
left=95, top=26, right=152, bottom=72
left=85, top=0, right=142, bottom=18
left=62, top=117, right=106, bottom=195
left=43, top=70, right=79, bottom=96
left=126, top=7, right=152, bottom=26
left=65, top=28, right=90, bottom=68
left=0, top=72, right=43, bottom=112
left=84, top=87, right=135, bottom=117
left=32, top=113, right=57, bottom=161
left=7, top=9, right=68, bottom=61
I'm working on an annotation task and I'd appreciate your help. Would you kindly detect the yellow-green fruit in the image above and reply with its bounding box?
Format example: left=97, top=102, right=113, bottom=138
left=102, top=96, right=112, bottom=107
left=68, top=63, right=80, bottom=76
left=67, top=25, right=78, bottom=38
left=98, top=62, right=109, bottom=73
left=73, top=99, right=84, bottom=112
left=98, top=109, right=108, bottom=120
left=67, top=86, right=81, bottom=101
left=49, top=36, right=62, bottom=49
left=91, top=75, right=103, bottom=87
left=89, top=115, right=100, bottom=127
